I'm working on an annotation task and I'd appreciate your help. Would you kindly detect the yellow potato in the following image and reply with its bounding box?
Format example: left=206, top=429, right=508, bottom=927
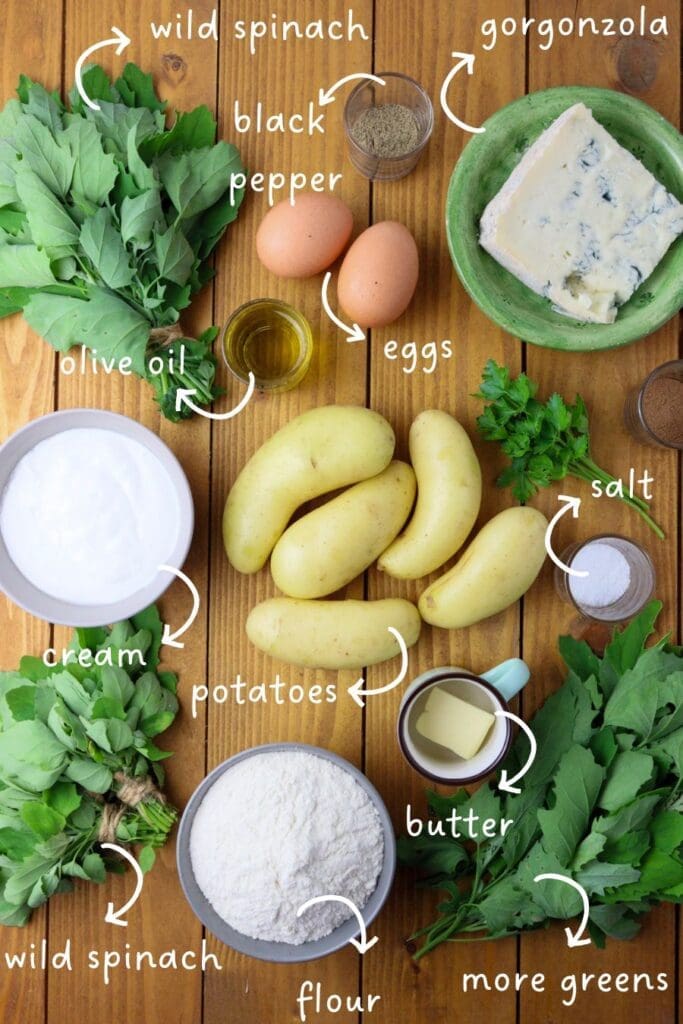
left=223, top=406, right=395, bottom=573
left=419, top=506, right=548, bottom=628
left=378, top=410, right=482, bottom=579
left=246, top=597, right=421, bottom=670
left=271, top=461, right=416, bottom=599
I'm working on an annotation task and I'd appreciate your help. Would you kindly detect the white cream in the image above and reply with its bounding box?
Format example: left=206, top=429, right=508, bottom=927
left=0, top=428, right=181, bottom=606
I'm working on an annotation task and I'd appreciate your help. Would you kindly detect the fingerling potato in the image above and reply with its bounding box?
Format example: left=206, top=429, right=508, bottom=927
left=271, top=461, right=416, bottom=599
left=246, top=597, right=421, bottom=670
left=419, top=506, right=548, bottom=628
left=378, top=410, right=482, bottom=579
left=224, top=406, right=395, bottom=573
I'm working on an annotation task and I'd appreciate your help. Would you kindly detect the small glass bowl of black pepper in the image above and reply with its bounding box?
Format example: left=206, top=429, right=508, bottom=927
left=344, top=72, right=433, bottom=181
left=623, top=359, right=683, bottom=450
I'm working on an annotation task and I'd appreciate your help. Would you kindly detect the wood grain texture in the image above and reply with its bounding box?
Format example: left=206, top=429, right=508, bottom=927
left=520, top=1, right=681, bottom=1021
left=0, top=2, right=63, bottom=1021
left=203, top=3, right=373, bottom=1022
left=365, top=3, right=524, bottom=1022
left=0, top=2, right=680, bottom=1022
left=46, top=4, right=217, bottom=1024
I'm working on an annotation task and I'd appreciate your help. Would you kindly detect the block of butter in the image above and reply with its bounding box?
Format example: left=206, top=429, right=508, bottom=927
left=416, top=686, right=495, bottom=760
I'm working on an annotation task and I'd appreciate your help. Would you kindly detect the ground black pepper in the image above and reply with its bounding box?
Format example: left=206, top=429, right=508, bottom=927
left=350, top=103, right=419, bottom=158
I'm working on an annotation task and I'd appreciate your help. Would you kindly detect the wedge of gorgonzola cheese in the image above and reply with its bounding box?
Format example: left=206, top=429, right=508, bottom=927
left=479, top=103, right=683, bottom=324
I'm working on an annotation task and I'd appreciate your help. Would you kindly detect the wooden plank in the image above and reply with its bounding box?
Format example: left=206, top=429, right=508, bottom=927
left=365, top=3, right=525, bottom=1021
left=0, top=2, right=63, bottom=1021
left=521, top=1, right=681, bottom=1021
left=203, top=2, right=373, bottom=1022
left=46, top=4, right=216, bottom=1024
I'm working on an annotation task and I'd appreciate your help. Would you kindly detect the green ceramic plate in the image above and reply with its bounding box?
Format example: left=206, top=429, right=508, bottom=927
left=446, top=87, right=683, bottom=351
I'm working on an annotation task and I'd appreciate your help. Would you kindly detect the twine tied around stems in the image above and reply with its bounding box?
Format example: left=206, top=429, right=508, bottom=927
left=148, top=322, right=185, bottom=348
left=97, top=772, right=167, bottom=844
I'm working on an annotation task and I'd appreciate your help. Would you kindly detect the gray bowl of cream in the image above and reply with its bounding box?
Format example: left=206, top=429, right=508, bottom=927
left=176, top=743, right=397, bottom=963
left=0, top=409, right=194, bottom=626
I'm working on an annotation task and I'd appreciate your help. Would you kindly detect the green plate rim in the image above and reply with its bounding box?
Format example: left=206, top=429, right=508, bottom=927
left=446, top=86, right=683, bottom=352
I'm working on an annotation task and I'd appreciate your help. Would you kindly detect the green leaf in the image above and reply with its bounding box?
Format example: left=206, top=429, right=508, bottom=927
left=130, top=606, right=163, bottom=668
left=23, top=287, right=150, bottom=375
left=115, top=64, right=167, bottom=113
left=154, top=225, right=194, bottom=285
left=138, top=845, right=156, bottom=874
left=15, top=166, right=79, bottom=251
left=595, top=791, right=665, bottom=841
left=46, top=781, right=81, bottom=820
left=20, top=802, right=66, bottom=841
left=396, top=834, right=469, bottom=875
left=559, top=635, right=602, bottom=683
left=158, top=142, right=243, bottom=220
left=140, top=105, right=216, bottom=160
left=82, top=852, right=106, bottom=883
left=604, top=647, right=681, bottom=738
left=572, top=832, right=607, bottom=870
left=538, top=746, right=605, bottom=866
left=140, top=710, right=175, bottom=738
left=14, top=114, right=74, bottom=197
left=64, top=758, right=112, bottom=794
left=68, top=65, right=118, bottom=114
left=79, top=208, right=134, bottom=288
left=575, top=860, right=640, bottom=896
left=651, top=811, right=683, bottom=856
left=61, top=120, right=117, bottom=205
left=598, top=751, right=654, bottom=811
left=600, top=601, right=663, bottom=697
left=0, top=827, right=35, bottom=861
left=589, top=904, right=642, bottom=941
left=0, top=242, right=57, bottom=288
left=0, top=721, right=68, bottom=791
left=120, top=188, right=163, bottom=246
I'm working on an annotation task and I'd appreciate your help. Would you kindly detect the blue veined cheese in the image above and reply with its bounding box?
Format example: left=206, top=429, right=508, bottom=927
left=479, top=103, right=683, bottom=324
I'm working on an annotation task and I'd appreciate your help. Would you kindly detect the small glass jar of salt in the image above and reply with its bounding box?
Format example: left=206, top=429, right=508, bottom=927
left=555, top=535, right=655, bottom=622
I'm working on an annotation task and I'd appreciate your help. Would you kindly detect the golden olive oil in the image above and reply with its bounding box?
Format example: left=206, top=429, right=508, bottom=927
left=222, top=299, right=313, bottom=393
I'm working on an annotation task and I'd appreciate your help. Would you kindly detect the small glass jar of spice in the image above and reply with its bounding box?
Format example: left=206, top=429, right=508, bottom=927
left=624, top=359, right=683, bottom=450
left=344, top=72, right=433, bottom=181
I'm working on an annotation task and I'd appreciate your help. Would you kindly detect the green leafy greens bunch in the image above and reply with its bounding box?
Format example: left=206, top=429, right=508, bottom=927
left=0, top=606, right=179, bottom=925
left=400, top=602, right=683, bottom=957
left=0, top=64, right=246, bottom=420
left=475, top=360, right=664, bottom=538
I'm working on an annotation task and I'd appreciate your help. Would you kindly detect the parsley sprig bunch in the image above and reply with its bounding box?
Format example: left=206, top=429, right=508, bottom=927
left=475, top=360, right=664, bottom=539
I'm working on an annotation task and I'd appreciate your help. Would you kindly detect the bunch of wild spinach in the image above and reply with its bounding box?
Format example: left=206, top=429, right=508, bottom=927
left=399, top=602, right=683, bottom=957
left=0, top=606, right=179, bottom=925
left=0, top=63, right=246, bottom=420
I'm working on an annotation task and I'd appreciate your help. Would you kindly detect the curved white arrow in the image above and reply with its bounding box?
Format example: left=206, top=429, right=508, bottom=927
left=175, top=372, right=256, bottom=420
left=440, top=52, right=485, bottom=135
left=321, top=273, right=365, bottom=343
left=75, top=27, right=131, bottom=112
left=158, top=565, right=200, bottom=649
left=348, top=627, right=408, bottom=708
left=319, top=73, right=386, bottom=107
left=101, top=843, right=144, bottom=927
left=545, top=495, right=589, bottom=578
left=296, top=895, right=378, bottom=954
left=533, top=873, right=591, bottom=948
left=495, top=710, right=537, bottom=795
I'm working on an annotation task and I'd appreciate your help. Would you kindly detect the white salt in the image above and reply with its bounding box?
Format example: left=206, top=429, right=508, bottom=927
left=569, top=541, right=631, bottom=608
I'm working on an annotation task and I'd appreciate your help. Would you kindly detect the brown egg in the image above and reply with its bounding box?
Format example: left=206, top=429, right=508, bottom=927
left=337, top=222, right=419, bottom=328
left=256, top=193, right=353, bottom=278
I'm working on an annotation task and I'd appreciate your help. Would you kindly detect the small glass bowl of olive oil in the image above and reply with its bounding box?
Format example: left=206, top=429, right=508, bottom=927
left=221, top=299, right=313, bottom=393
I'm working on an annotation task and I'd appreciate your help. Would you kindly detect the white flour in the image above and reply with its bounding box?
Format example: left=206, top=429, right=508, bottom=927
left=189, top=750, right=384, bottom=944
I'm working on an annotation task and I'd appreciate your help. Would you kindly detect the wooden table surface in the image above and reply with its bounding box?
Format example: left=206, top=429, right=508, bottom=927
left=0, top=1, right=680, bottom=1022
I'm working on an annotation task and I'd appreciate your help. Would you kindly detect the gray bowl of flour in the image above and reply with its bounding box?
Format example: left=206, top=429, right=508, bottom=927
left=176, top=743, right=397, bottom=963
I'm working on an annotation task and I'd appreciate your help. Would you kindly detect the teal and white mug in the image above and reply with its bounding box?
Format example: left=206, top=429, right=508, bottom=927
left=397, top=659, right=530, bottom=785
